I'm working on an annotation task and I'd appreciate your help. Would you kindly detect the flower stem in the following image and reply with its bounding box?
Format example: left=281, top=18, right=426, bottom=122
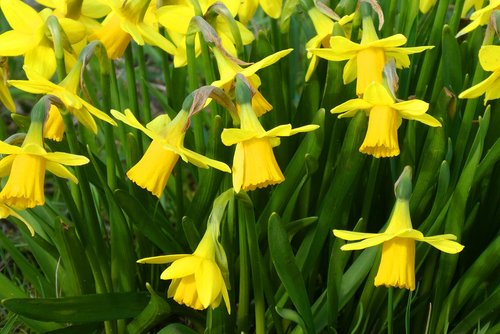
left=388, top=288, right=394, bottom=334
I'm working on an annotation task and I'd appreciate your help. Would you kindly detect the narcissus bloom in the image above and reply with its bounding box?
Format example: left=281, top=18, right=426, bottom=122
left=331, top=82, right=441, bottom=158
left=0, top=114, right=89, bottom=209
left=456, top=0, right=499, bottom=37
left=112, top=109, right=230, bottom=197
left=461, top=0, right=486, bottom=17
left=305, top=8, right=354, bottom=81
left=221, top=78, right=318, bottom=192
left=238, top=0, right=282, bottom=24
left=8, top=64, right=117, bottom=140
left=138, top=225, right=231, bottom=312
left=212, top=47, right=293, bottom=116
left=334, top=167, right=464, bottom=291
left=308, top=16, right=433, bottom=95
left=89, top=0, right=175, bottom=59
left=0, top=0, right=86, bottom=78
left=459, top=45, right=500, bottom=104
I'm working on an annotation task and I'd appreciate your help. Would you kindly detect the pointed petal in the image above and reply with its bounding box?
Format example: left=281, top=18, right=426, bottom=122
left=241, top=49, right=293, bottom=78
left=404, top=113, right=442, bottom=127
left=0, top=31, right=37, bottom=56
left=8, top=78, right=54, bottom=94
left=363, top=82, right=395, bottom=105
left=369, top=34, right=407, bottom=48
left=221, top=129, right=257, bottom=146
left=146, top=114, right=171, bottom=134
left=178, top=147, right=231, bottom=172
left=59, top=18, right=86, bottom=44
left=392, top=100, right=429, bottom=115
left=160, top=256, right=200, bottom=280
left=81, top=99, right=117, bottom=125
left=1, top=0, right=44, bottom=33
left=421, top=235, right=464, bottom=253
left=340, top=233, right=395, bottom=251
left=138, top=23, right=177, bottom=55
left=260, top=0, right=282, bottom=18
left=0, top=141, right=22, bottom=155
left=137, top=254, right=189, bottom=264
left=343, top=57, right=358, bottom=84
left=232, top=143, right=244, bottom=193
left=333, top=229, right=383, bottom=241
left=46, top=161, right=78, bottom=183
left=0, top=155, right=15, bottom=177
left=111, top=109, right=155, bottom=138
left=44, top=152, right=89, bottom=165
left=157, top=5, right=192, bottom=34
left=73, top=108, right=98, bottom=134
left=459, top=72, right=500, bottom=99
left=7, top=207, right=35, bottom=236
left=330, top=99, right=372, bottom=114
left=121, top=21, right=144, bottom=45
left=479, top=45, right=500, bottom=72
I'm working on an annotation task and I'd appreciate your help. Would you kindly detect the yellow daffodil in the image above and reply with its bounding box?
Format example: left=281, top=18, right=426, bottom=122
left=419, top=0, right=437, bottom=14
left=0, top=58, right=15, bottom=113
left=0, top=202, right=35, bottom=236
left=138, top=221, right=231, bottom=312
left=211, top=47, right=293, bottom=116
left=111, top=109, right=230, bottom=197
left=8, top=63, right=117, bottom=141
left=456, top=0, right=499, bottom=37
left=0, top=106, right=89, bottom=209
left=238, top=0, right=282, bottom=24
left=331, top=82, right=441, bottom=158
left=156, top=0, right=253, bottom=68
left=89, top=0, right=175, bottom=59
left=459, top=45, right=500, bottom=104
left=308, top=16, right=433, bottom=95
left=334, top=167, right=464, bottom=291
left=461, top=0, right=485, bottom=17
left=221, top=76, right=318, bottom=192
left=35, top=0, right=111, bottom=35
left=0, top=0, right=86, bottom=78
left=305, top=8, right=354, bottom=81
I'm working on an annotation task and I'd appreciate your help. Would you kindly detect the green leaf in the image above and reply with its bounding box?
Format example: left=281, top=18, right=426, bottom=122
left=157, top=323, right=198, bottom=334
left=2, top=292, right=149, bottom=323
left=127, top=283, right=172, bottom=334
left=268, top=213, right=316, bottom=333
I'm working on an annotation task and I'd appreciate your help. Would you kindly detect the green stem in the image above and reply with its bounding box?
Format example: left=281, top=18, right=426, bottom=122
left=124, top=45, right=143, bottom=151
left=237, top=204, right=250, bottom=333
left=387, top=288, right=394, bottom=334
left=136, top=46, right=152, bottom=124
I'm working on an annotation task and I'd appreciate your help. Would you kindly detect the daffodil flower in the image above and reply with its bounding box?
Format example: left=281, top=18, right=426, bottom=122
left=456, top=0, right=499, bottom=37
left=89, top=0, right=176, bottom=59
left=111, top=109, right=230, bottom=198
left=331, top=82, right=441, bottom=158
left=334, top=167, right=464, bottom=291
left=0, top=0, right=86, bottom=78
left=156, top=0, right=253, bottom=67
left=221, top=77, right=318, bottom=193
left=238, top=0, right=282, bottom=24
left=305, top=7, right=354, bottom=81
left=138, top=219, right=231, bottom=312
left=459, top=45, right=500, bottom=104
left=461, top=0, right=485, bottom=17
left=0, top=115, right=90, bottom=209
left=211, top=47, right=293, bottom=116
left=0, top=202, right=35, bottom=236
left=8, top=64, right=117, bottom=140
left=308, top=16, right=433, bottom=95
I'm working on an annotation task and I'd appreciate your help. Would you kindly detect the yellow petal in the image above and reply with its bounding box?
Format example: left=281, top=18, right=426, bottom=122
left=0, top=141, right=22, bottom=155
left=331, top=99, right=372, bottom=114
left=137, top=254, right=189, bottom=264
left=333, top=229, right=383, bottom=241
left=138, top=23, right=177, bottom=55
left=157, top=5, right=192, bottom=34
left=44, top=152, right=90, bottom=165
left=232, top=142, right=244, bottom=193
left=0, top=31, right=38, bottom=56
left=81, top=99, right=117, bottom=125
left=146, top=114, right=171, bottom=134
left=368, top=34, right=407, bottom=48
left=82, top=0, right=111, bottom=18
left=73, top=107, right=98, bottom=133
left=178, top=147, right=231, bottom=172
left=195, top=259, right=223, bottom=308
left=484, top=73, right=500, bottom=102
left=161, top=256, right=200, bottom=280
left=0, top=155, right=15, bottom=177
left=121, top=20, right=144, bottom=45
left=363, top=82, right=395, bottom=106
left=45, top=161, right=78, bottom=183
left=24, top=45, right=57, bottom=79
left=59, top=18, right=87, bottom=44
left=221, top=129, right=257, bottom=146
left=238, top=0, right=258, bottom=24
left=340, top=233, right=395, bottom=251
left=479, top=45, right=500, bottom=72
left=111, top=109, right=156, bottom=139
left=1, top=0, right=44, bottom=33
left=260, top=0, right=282, bottom=18
left=241, top=49, right=293, bottom=78
left=392, top=100, right=429, bottom=115
left=5, top=206, right=35, bottom=236
left=459, top=71, right=500, bottom=100
left=343, top=57, right=358, bottom=84
left=374, top=237, right=416, bottom=290
left=0, top=81, right=15, bottom=112
left=8, top=78, right=53, bottom=95
left=420, top=235, right=464, bottom=254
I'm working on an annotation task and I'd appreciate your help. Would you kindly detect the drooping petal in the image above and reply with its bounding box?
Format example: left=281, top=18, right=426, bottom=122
left=221, top=128, right=257, bottom=146
left=343, top=56, right=358, bottom=84
left=232, top=142, right=244, bottom=193
left=160, top=255, right=201, bottom=280
left=45, top=161, right=78, bottom=183
left=333, top=229, right=383, bottom=241
left=81, top=99, right=117, bottom=125
left=24, top=45, right=57, bottom=79
left=368, top=34, right=407, bottom=48
left=138, top=23, right=177, bottom=55
left=363, top=82, right=395, bottom=106
left=195, top=259, right=223, bottom=308
left=392, top=100, right=429, bottom=115
left=1, top=0, right=44, bottom=33
left=73, top=107, right=98, bottom=134
left=0, top=155, right=15, bottom=177
left=238, top=0, right=259, bottom=24
left=331, top=99, right=373, bottom=114
left=44, top=152, right=89, bottom=165
left=178, top=147, right=231, bottom=172
left=459, top=71, right=500, bottom=100
left=0, top=31, right=38, bottom=56
left=137, top=254, right=189, bottom=264
left=59, top=18, right=87, bottom=44
left=111, top=109, right=156, bottom=138
left=156, top=5, right=193, bottom=34
left=402, top=112, right=442, bottom=127
left=146, top=114, right=171, bottom=134
left=420, top=235, right=465, bottom=253
left=4, top=205, right=35, bottom=236
left=484, top=73, right=500, bottom=102
left=0, top=141, right=23, bottom=155
left=340, top=233, right=396, bottom=250
left=241, top=49, right=293, bottom=79
left=260, top=0, right=282, bottom=18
